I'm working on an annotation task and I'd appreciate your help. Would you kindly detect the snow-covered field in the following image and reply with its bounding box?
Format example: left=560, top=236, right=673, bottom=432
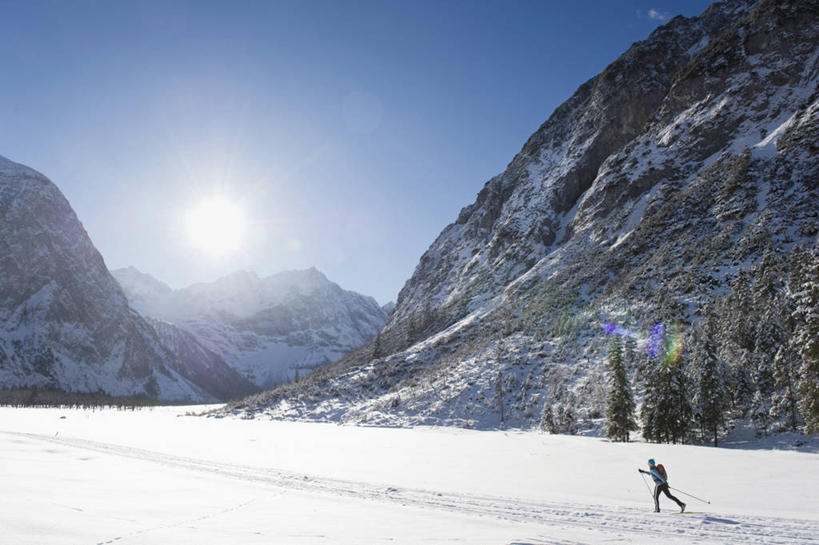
left=1, top=407, right=817, bottom=545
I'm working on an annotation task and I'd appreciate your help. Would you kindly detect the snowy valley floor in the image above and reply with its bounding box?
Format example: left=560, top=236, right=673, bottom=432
left=1, top=407, right=817, bottom=545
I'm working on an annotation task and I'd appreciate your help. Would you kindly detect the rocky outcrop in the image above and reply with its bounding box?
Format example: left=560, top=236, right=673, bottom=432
left=387, top=0, right=760, bottom=333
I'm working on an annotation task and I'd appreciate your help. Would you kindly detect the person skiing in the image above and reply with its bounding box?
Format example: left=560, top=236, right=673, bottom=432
left=638, top=458, right=686, bottom=513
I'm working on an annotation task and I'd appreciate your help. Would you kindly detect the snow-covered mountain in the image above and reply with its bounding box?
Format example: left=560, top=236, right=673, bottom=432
left=112, top=267, right=388, bottom=389
left=224, top=0, right=818, bottom=430
left=109, top=266, right=172, bottom=313
left=0, top=155, right=255, bottom=401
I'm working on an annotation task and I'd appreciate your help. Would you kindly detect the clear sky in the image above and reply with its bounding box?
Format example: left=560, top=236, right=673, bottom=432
left=0, top=0, right=713, bottom=305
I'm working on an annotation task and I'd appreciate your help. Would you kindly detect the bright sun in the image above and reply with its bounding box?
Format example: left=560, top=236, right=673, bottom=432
left=184, top=197, right=247, bottom=256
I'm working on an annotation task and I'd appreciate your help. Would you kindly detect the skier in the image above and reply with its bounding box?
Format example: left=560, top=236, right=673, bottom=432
left=638, top=458, right=685, bottom=513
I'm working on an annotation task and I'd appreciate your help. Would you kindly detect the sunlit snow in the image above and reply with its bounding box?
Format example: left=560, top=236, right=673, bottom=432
left=1, top=406, right=817, bottom=545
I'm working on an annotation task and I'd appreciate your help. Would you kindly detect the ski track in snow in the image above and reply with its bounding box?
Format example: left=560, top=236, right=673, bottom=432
left=94, top=499, right=260, bottom=545
left=5, top=431, right=818, bottom=545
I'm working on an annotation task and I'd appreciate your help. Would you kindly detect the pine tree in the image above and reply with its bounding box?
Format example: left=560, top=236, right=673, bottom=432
left=641, top=325, right=693, bottom=444
left=691, top=319, right=727, bottom=446
left=750, top=253, right=787, bottom=435
left=751, top=252, right=783, bottom=311
left=495, top=369, right=505, bottom=430
left=753, top=263, right=801, bottom=431
left=791, top=247, right=819, bottom=433
left=624, top=336, right=637, bottom=370
left=771, top=343, right=800, bottom=431
left=371, top=331, right=384, bottom=359
left=540, top=403, right=556, bottom=433
left=542, top=383, right=578, bottom=435
left=728, top=270, right=755, bottom=352
left=724, top=271, right=756, bottom=414
left=556, top=401, right=578, bottom=435
left=640, top=350, right=661, bottom=442
left=665, top=351, right=694, bottom=444
left=751, top=353, right=774, bottom=435
left=605, top=335, right=637, bottom=442
left=727, top=364, right=754, bottom=416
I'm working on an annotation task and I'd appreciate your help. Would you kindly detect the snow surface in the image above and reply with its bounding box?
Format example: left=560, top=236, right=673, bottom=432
left=1, top=406, right=817, bottom=545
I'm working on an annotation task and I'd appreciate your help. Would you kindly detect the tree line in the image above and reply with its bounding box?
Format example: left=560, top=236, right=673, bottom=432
left=605, top=246, right=818, bottom=445
left=0, top=388, right=190, bottom=409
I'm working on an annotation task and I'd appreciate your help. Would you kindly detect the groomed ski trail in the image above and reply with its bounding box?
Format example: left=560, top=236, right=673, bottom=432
left=5, top=431, right=818, bottom=545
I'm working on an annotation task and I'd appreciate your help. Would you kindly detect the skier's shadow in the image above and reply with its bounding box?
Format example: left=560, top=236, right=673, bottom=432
left=703, top=516, right=741, bottom=525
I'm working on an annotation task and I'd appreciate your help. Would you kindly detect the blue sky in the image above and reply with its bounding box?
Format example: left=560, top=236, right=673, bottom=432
left=0, top=0, right=713, bottom=304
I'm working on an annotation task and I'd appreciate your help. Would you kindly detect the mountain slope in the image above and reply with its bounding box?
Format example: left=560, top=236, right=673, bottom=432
left=112, top=267, right=387, bottom=389
left=0, top=155, right=254, bottom=401
left=222, top=0, right=818, bottom=429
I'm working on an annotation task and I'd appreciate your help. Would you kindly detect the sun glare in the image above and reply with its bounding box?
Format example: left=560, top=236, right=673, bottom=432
left=184, top=197, right=247, bottom=256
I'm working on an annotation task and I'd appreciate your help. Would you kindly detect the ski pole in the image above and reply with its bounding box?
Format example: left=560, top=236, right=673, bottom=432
left=638, top=472, right=653, bottom=499
left=670, top=486, right=710, bottom=504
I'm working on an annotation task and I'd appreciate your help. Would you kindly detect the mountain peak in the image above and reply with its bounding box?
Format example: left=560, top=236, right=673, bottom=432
left=110, top=266, right=173, bottom=309
left=0, top=154, right=32, bottom=174
left=113, top=266, right=387, bottom=389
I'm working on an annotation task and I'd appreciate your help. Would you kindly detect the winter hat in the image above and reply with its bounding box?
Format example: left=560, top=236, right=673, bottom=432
left=648, top=458, right=656, bottom=466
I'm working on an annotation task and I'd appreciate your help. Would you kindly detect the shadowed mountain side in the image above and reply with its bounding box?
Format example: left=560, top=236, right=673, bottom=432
left=0, top=155, right=255, bottom=401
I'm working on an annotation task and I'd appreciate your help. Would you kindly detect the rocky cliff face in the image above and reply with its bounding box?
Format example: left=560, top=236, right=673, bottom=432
left=112, top=267, right=387, bottom=389
left=223, top=0, right=818, bottom=428
left=389, top=4, right=718, bottom=318
left=0, top=155, right=254, bottom=401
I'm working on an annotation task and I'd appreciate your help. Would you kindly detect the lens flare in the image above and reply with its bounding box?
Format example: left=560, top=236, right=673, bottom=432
left=661, top=323, right=686, bottom=367
left=644, top=321, right=686, bottom=366
left=603, top=320, right=686, bottom=366
left=647, top=322, right=665, bottom=359
left=601, top=322, right=637, bottom=338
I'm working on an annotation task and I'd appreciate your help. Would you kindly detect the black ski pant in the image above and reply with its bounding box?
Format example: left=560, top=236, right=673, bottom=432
left=654, top=483, right=684, bottom=512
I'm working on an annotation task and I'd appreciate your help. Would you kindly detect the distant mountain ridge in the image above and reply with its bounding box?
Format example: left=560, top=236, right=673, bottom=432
left=223, top=0, right=819, bottom=431
left=0, top=155, right=254, bottom=401
left=112, top=266, right=388, bottom=389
